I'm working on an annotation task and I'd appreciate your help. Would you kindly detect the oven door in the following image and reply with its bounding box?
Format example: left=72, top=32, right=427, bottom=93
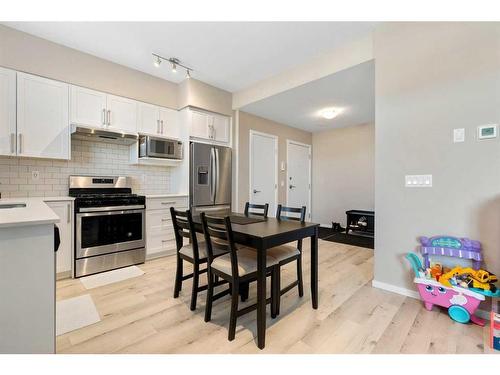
left=76, top=209, right=145, bottom=259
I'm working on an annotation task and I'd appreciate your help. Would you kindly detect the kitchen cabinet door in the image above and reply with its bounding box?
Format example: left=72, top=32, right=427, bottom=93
left=106, top=94, right=138, bottom=133
left=70, top=85, right=107, bottom=128
left=212, top=114, right=230, bottom=143
left=190, top=110, right=210, bottom=139
left=0, top=67, right=16, bottom=156
left=159, top=107, right=180, bottom=139
left=46, top=201, right=73, bottom=275
left=137, top=102, right=160, bottom=135
left=17, top=72, right=70, bottom=160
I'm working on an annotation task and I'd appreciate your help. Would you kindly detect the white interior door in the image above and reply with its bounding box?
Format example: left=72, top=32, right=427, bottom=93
left=287, top=140, right=311, bottom=220
left=249, top=130, right=277, bottom=216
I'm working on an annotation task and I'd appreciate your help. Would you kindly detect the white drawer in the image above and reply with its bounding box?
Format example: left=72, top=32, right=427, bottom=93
left=146, top=196, right=188, bottom=211
left=146, top=210, right=173, bottom=231
left=147, top=231, right=178, bottom=255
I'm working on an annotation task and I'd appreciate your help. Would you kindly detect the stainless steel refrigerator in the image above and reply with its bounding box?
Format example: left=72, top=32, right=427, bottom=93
left=190, top=142, right=232, bottom=212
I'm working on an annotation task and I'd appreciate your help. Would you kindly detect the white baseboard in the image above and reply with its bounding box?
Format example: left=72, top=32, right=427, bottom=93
left=372, top=279, right=490, bottom=321
left=145, top=249, right=176, bottom=261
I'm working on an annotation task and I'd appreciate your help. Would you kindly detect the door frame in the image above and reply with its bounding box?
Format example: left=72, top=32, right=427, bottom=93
left=249, top=129, right=278, bottom=214
left=286, top=139, right=312, bottom=220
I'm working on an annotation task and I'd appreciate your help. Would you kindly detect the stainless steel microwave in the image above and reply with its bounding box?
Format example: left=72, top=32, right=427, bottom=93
left=139, top=135, right=183, bottom=160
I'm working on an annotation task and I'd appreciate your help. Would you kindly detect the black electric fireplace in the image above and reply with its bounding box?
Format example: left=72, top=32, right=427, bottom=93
left=345, top=210, right=374, bottom=237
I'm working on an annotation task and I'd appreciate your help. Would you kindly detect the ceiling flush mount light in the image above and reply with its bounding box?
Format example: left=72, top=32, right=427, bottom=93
left=320, top=108, right=340, bottom=120
left=152, top=53, right=193, bottom=78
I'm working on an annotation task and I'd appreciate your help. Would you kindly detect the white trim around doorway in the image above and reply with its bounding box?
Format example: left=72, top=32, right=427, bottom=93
left=286, top=139, right=312, bottom=220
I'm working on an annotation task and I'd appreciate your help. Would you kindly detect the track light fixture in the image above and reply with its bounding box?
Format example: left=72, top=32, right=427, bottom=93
left=152, top=53, right=193, bottom=78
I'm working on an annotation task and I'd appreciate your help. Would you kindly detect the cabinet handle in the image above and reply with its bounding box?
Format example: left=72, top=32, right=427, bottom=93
left=161, top=120, right=164, bottom=134
left=18, top=133, right=23, bottom=154
left=102, top=109, right=106, bottom=126
left=10, top=133, right=15, bottom=154
left=67, top=203, right=71, bottom=223
left=107, top=110, right=111, bottom=126
left=157, top=119, right=160, bottom=134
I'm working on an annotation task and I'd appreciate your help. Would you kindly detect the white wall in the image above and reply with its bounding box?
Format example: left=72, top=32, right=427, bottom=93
left=374, top=22, right=500, bottom=293
left=312, top=123, right=375, bottom=226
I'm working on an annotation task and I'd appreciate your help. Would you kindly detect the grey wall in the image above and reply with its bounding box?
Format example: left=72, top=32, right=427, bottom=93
left=312, top=123, right=375, bottom=226
left=374, top=22, right=500, bottom=292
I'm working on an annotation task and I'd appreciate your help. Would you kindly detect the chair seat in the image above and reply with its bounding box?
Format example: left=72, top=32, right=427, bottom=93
left=179, top=242, right=227, bottom=260
left=211, top=248, right=277, bottom=276
left=266, top=244, right=300, bottom=263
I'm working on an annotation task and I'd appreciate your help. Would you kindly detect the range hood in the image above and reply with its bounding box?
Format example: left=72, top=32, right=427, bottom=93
left=71, top=125, right=138, bottom=145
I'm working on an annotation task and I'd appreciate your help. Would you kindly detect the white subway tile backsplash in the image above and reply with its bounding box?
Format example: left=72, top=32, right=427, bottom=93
left=0, top=138, right=171, bottom=198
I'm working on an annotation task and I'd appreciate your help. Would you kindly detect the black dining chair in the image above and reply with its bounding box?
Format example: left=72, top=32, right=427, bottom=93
left=171, top=207, right=228, bottom=311
left=266, top=204, right=307, bottom=316
left=201, top=212, right=279, bottom=341
left=244, top=202, right=269, bottom=218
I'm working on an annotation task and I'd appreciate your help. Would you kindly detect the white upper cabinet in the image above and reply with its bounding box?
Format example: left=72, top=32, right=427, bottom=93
left=189, top=109, right=230, bottom=145
left=137, top=102, right=161, bottom=135
left=211, top=114, right=230, bottom=143
left=17, top=72, right=70, bottom=160
left=70, top=86, right=107, bottom=128
left=159, top=107, right=180, bottom=139
left=138, top=102, right=180, bottom=139
left=106, top=94, right=138, bottom=133
left=0, top=67, right=16, bottom=156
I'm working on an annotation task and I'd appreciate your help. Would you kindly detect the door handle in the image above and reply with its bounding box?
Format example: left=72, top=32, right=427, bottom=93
left=253, top=189, right=261, bottom=194
left=289, top=185, right=296, bottom=189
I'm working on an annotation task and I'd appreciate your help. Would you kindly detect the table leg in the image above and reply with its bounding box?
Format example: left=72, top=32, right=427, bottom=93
left=311, top=228, right=318, bottom=309
left=256, top=245, right=266, bottom=349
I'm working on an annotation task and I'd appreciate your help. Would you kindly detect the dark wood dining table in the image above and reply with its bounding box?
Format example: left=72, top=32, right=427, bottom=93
left=191, top=211, right=319, bottom=349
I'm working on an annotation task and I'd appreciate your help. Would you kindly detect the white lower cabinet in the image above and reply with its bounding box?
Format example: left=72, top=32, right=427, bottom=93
left=45, top=200, right=73, bottom=276
left=145, top=196, right=188, bottom=258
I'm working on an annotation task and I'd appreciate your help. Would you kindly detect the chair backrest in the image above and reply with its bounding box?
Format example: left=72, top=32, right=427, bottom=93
left=200, top=212, right=240, bottom=278
left=170, top=207, right=201, bottom=260
left=244, top=202, right=269, bottom=218
left=276, top=204, right=307, bottom=252
left=276, top=204, right=307, bottom=222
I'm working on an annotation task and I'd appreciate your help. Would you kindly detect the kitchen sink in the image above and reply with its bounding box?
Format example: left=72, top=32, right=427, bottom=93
left=0, top=203, right=27, bottom=209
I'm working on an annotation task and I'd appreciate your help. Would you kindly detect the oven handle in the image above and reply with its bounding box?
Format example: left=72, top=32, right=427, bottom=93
left=78, top=205, right=145, bottom=213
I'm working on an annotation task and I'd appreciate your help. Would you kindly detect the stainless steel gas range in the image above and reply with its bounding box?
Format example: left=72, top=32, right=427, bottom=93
left=69, top=175, right=146, bottom=278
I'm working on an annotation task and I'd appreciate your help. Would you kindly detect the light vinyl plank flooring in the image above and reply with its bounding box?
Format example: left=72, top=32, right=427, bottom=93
left=56, top=240, right=492, bottom=354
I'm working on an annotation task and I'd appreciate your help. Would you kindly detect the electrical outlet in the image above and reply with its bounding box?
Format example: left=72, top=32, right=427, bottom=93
left=31, top=170, right=40, bottom=181
left=405, top=175, right=432, bottom=188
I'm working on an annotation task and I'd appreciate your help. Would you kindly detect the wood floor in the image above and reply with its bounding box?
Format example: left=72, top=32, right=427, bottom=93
left=56, top=240, right=494, bottom=354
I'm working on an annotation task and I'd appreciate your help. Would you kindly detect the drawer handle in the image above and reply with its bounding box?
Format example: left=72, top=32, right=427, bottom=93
left=161, top=201, right=176, bottom=205
left=161, top=240, right=170, bottom=242
left=161, top=218, right=170, bottom=222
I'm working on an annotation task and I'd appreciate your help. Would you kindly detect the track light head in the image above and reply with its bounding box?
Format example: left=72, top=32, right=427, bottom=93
left=186, top=69, right=191, bottom=79
left=153, top=55, right=161, bottom=68
left=171, top=62, right=177, bottom=73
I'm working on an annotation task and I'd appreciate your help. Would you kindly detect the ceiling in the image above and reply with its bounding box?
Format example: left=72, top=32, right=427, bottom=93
left=3, top=22, right=377, bottom=92
left=241, top=60, right=375, bottom=132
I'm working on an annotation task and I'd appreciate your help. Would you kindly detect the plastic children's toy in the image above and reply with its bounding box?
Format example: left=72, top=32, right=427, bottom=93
left=406, top=253, right=486, bottom=325
left=491, top=311, right=500, bottom=351
left=419, top=236, right=482, bottom=269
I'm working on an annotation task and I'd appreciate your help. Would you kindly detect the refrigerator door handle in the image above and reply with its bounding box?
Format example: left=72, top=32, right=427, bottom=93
left=214, top=148, right=219, bottom=203
left=210, top=147, right=216, bottom=203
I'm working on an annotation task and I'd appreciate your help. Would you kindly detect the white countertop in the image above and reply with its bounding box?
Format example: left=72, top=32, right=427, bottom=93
left=0, top=197, right=63, bottom=229
left=146, top=193, right=188, bottom=198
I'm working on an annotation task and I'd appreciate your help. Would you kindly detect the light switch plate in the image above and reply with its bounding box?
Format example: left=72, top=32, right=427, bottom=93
left=453, top=128, right=465, bottom=143
left=405, top=175, right=432, bottom=188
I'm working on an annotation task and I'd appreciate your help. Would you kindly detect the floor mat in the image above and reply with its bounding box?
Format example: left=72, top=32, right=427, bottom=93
left=79, top=265, right=145, bottom=290
left=56, top=294, right=100, bottom=336
left=319, top=227, right=374, bottom=249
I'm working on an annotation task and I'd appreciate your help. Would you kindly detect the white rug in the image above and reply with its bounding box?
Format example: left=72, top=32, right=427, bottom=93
left=56, top=294, right=101, bottom=336
left=79, top=266, right=145, bottom=290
